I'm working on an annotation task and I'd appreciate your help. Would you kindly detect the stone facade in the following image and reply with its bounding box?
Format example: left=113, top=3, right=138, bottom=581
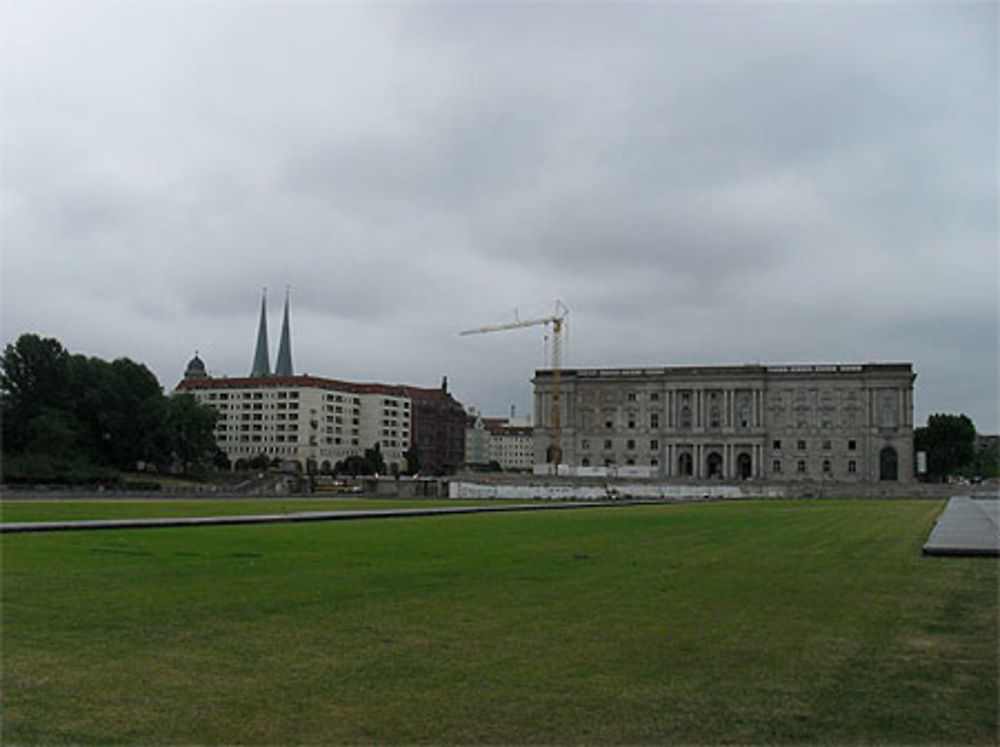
left=533, top=363, right=916, bottom=482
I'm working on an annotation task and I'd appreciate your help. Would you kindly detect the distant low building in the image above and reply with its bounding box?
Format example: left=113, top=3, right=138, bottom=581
left=465, top=413, right=534, bottom=471
left=533, top=362, right=916, bottom=482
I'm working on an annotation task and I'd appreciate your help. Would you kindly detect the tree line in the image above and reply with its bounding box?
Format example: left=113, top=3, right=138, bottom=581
left=915, top=413, right=998, bottom=481
left=1, top=333, right=218, bottom=484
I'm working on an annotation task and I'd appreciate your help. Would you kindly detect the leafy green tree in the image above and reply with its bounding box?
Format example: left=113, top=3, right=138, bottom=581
left=971, top=440, right=999, bottom=479
left=248, top=453, right=270, bottom=471
left=214, top=449, right=233, bottom=471
left=364, top=443, right=386, bottom=475
left=915, top=413, right=977, bottom=479
left=164, top=393, right=217, bottom=476
left=66, top=355, right=164, bottom=470
left=403, top=444, right=421, bottom=475
left=1, top=334, right=72, bottom=454
left=338, top=455, right=368, bottom=476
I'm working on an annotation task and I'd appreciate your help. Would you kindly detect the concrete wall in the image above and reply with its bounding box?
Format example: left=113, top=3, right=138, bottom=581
left=447, top=477, right=965, bottom=501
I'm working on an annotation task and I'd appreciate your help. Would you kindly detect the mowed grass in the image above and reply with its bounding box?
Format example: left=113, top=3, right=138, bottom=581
left=3, top=499, right=996, bottom=744
left=0, top=498, right=502, bottom=523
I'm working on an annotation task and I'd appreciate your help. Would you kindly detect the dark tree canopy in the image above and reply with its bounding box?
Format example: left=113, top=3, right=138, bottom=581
left=403, top=443, right=421, bottom=475
left=915, top=413, right=977, bottom=479
left=364, top=443, right=386, bottom=475
left=1, top=333, right=218, bottom=482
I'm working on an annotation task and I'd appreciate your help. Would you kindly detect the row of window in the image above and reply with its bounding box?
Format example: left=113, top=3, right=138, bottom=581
left=201, top=391, right=410, bottom=408
left=586, top=409, right=751, bottom=430
left=574, top=457, right=859, bottom=474
left=773, top=439, right=857, bottom=451
left=773, top=459, right=857, bottom=474
left=579, top=438, right=862, bottom=453
left=581, top=438, right=659, bottom=451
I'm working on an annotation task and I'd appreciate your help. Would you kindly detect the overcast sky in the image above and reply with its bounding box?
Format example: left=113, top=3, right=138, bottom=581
left=3, top=1, right=997, bottom=430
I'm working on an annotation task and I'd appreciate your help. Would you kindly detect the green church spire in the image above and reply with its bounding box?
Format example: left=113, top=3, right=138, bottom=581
left=250, top=288, right=271, bottom=377
left=275, top=287, right=293, bottom=377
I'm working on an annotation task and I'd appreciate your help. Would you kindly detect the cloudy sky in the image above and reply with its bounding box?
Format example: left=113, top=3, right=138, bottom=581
left=3, top=1, right=997, bottom=430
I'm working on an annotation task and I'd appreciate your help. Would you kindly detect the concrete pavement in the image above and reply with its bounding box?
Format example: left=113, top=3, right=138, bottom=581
left=923, top=496, right=1000, bottom=556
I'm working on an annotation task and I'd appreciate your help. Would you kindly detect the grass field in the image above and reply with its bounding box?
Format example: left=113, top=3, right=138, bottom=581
left=0, top=498, right=503, bottom=523
left=3, top=499, right=996, bottom=744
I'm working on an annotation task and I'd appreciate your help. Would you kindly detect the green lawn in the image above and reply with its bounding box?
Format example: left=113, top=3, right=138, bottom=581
left=3, top=499, right=996, bottom=744
left=0, top=498, right=501, bottom=523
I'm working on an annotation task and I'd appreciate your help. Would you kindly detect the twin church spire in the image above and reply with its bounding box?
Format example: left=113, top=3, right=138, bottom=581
left=250, top=288, right=294, bottom=377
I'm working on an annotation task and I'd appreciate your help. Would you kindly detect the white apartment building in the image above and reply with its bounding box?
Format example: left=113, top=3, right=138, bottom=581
left=177, top=292, right=469, bottom=474
left=465, top=414, right=534, bottom=471
left=489, top=424, right=534, bottom=470
left=178, top=366, right=411, bottom=472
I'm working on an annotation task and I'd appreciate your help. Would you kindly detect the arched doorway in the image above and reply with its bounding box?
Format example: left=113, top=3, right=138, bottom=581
left=737, top=452, right=752, bottom=480
left=706, top=452, right=723, bottom=479
left=678, top=452, right=693, bottom=477
left=879, top=446, right=898, bottom=481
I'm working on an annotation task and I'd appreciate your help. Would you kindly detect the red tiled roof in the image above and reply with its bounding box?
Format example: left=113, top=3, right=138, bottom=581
left=176, top=374, right=420, bottom=398
left=476, top=417, right=533, bottom=436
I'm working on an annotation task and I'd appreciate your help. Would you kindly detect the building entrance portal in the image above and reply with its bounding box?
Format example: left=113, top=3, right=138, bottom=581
left=706, top=452, right=723, bottom=479
left=678, top=452, right=693, bottom=477
left=879, top=446, right=898, bottom=481
left=737, top=452, right=752, bottom=480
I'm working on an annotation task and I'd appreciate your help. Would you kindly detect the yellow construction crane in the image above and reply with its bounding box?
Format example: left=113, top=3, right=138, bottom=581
left=460, top=301, right=569, bottom=473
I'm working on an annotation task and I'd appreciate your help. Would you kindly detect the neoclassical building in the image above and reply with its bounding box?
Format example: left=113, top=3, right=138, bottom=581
left=533, top=363, right=916, bottom=482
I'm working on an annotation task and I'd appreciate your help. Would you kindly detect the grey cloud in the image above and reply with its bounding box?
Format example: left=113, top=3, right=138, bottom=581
left=2, top=2, right=996, bottom=429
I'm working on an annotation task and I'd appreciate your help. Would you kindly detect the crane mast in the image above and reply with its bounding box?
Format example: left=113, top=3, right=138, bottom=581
left=460, top=301, right=568, bottom=474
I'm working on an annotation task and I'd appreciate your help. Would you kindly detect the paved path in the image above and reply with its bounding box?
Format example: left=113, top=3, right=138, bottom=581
left=0, top=500, right=656, bottom=534
left=923, top=496, right=1000, bottom=556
